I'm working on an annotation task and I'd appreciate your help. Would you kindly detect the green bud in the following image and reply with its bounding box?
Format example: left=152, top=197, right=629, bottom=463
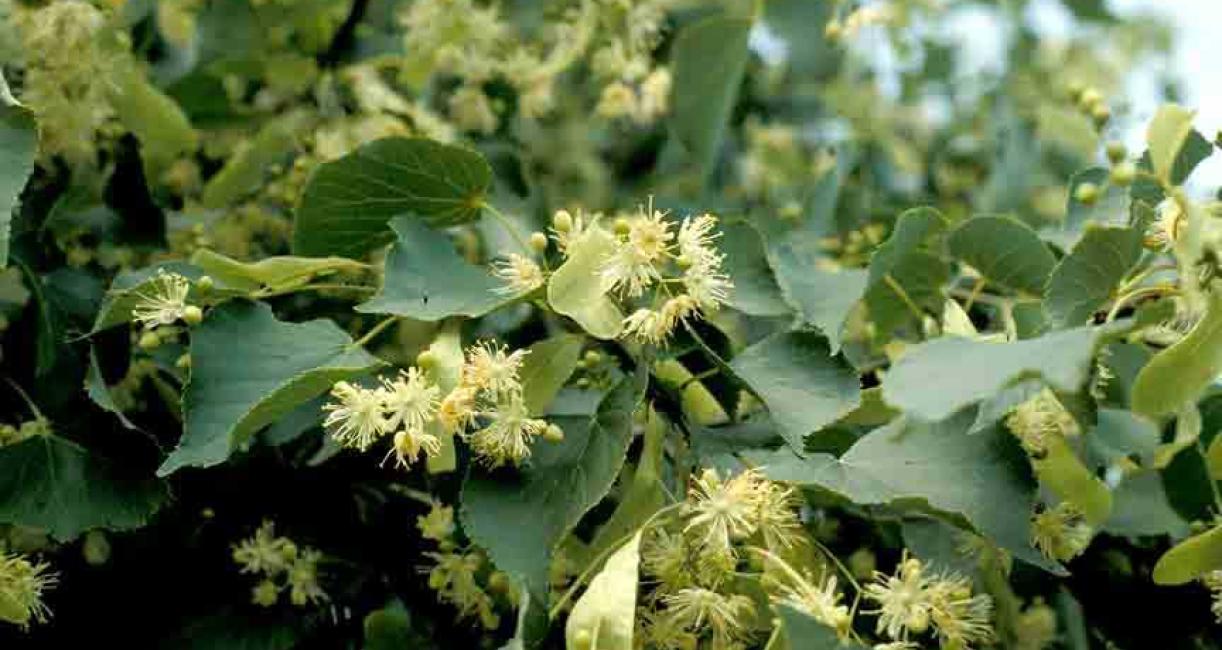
left=823, top=20, right=842, bottom=41
left=196, top=275, right=214, bottom=291
left=1105, top=141, right=1127, bottom=164
left=182, top=305, right=204, bottom=325
left=529, top=232, right=549, bottom=253
left=583, top=350, right=601, bottom=365
left=417, top=349, right=438, bottom=370
left=612, top=217, right=631, bottom=237
left=175, top=353, right=192, bottom=370
left=575, top=377, right=591, bottom=389
left=1077, top=88, right=1103, bottom=113
left=1074, top=182, right=1100, bottom=205
left=552, top=209, right=573, bottom=232
left=543, top=423, right=564, bottom=442
left=82, top=530, right=111, bottom=566
left=1090, top=103, right=1111, bottom=127
left=138, top=331, right=161, bottom=351
left=1110, top=162, right=1136, bottom=186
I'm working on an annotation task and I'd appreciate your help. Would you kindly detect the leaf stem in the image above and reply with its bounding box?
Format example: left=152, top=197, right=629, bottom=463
left=547, top=502, right=684, bottom=619
left=2, top=376, right=45, bottom=421
left=482, top=201, right=534, bottom=256
left=1196, top=439, right=1222, bottom=515
left=350, top=316, right=399, bottom=349
left=252, top=283, right=378, bottom=300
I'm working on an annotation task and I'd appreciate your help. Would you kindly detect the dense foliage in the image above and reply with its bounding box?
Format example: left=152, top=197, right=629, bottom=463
left=1, top=0, right=1221, bottom=648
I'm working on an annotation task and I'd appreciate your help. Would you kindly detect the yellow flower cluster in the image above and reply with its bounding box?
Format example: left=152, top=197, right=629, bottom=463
left=0, top=552, right=56, bottom=629
left=863, top=553, right=994, bottom=650
left=396, top=0, right=675, bottom=133
left=532, top=203, right=733, bottom=346
left=0, top=419, right=50, bottom=448
left=1004, top=388, right=1079, bottom=458
left=636, top=468, right=815, bottom=648
left=232, top=521, right=326, bottom=608
left=1030, top=502, right=1093, bottom=563
left=417, top=501, right=510, bottom=630
left=6, top=0, right=122, bottom=166
left=323, top=340, right=562, bottom=469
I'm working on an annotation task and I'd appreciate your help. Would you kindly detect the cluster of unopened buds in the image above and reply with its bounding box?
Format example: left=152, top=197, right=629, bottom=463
left=323, top=340, right=563, bottom=469
left=417, top=501, right=511, bottom=630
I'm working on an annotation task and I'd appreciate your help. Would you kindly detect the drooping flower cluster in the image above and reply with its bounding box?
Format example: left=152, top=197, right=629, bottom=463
left=1004, top=388, right=1080, bottom=458
left=322, top=340, right=561, bottom=469
left=0, top=418, right=50, bottom=447
left=863, top=553, right=994, bottom=650
left=1030, top=502, right=1094, bottom=562
left=323, top=368, right=444, bottom=469
left=0, top=552, right=56, bottom=629
left=636, top=468, right=815, bottom=648
left=537, top=203, right=732, bottom=346
left=395, top=0, right=676, bottom=133
left=232, top=521, right=327, bottom=608
left=761, top=552, right=853, bottom=638
left=417, top=501, right=510, bottom=630
left=1204, top=570, right=1222, bottom=624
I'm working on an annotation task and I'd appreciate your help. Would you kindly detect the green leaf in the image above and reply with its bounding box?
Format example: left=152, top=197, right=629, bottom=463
left=1104, top=471, right=1188, bottom=538
left=670, top=15, right=753, bottom=182
left=1088, top=407, right=1159, bottom=467
left=0, top=88, right=36, bottom=267
left=868, top=207, right=949, bottom=282
left=578, top=410, right=668, bottom=564
left=110, top=64, right=198, bottom=173
left=86, top=346, right=137, bottom=430
left=461, top=371, right=646, bottom=601
left=730, top=331, right=861, bottom=450
left=721, top=221, right=792, bottom=317
left=1044, top=224, right=1143, bottom=327
left=564, top=531, right=642, bottom=650
left=363, top=600, right=415, bottom=650
left=518, top=334, right=585, bottom=416
left=1146, top=104, right=1196, bottom=185
left=293, top=137, right=491, bottom=258
left=765, top=238, right=867, bottom=352
left=776, top=603, right=859, bottom=650
left=190, top=248, right=366, bottom=293
left=1153, top=523, right=1222, bottom=585
left=158, top=301, right=382, bottom=475
left=356, top=217, right=509, bottom=321
left=1131, top=292, right=1222, bottom=418
left=202, top=111, right=311, bottom=209
left=752, top=411, right=1054, bottom=571
left=1032, top=435, right=1112, bottom=526
left=947, top=215, right=1057, bottom=295
left=864, top=251, right=948, bottom=335
left=160, top=610, right=300, bottom=650
left=882, top=326, right=1107, bottom=422
left=0, top=434, right=169, bottom=541
left=1207, top=434, right=1222, bottom=481
left=547, top=227, right=624, bottom=339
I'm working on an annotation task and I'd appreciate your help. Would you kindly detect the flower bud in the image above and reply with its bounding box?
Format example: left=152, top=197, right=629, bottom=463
left=552, top=209, right=573, bottom=232
left=823, top=20, right=843, bottom=41
left=82, top=530, right=111, bottom=566
left=572, top=629, right=593, bottom=650
left=543, top=423, right=564, bottom=442
left=1074, top=182, right=1099, bottom=205
left=1105, top=141, right=1127, bottom=164
left=417, top=349, right=438, bottom=370
left=196, top=275, right=214, bottom=291
left=1091, top=103, right=1111, bottom=127
left=529, top=231, right=548, bottom=253
left=1077, top=87, right=1103, bottom=112
left=182, top=305, right=204, bottom=325
left=138, top=331, right=161, bottom=350
left=613, top=216, right=631, bottom=237
left=1110, top=162, right=1136, bottom=186
left=583, top=350, right=601, bottom=365
left=175, top=353, right=191, bottom=370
